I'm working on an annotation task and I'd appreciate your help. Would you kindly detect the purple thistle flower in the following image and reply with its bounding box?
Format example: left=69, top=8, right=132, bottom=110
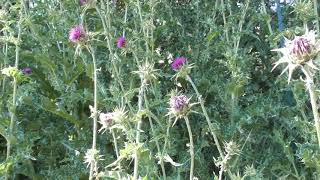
left=170, top=95, right=188, bottom=113
left=117, top=36, right=126, bottom=48
left=22, top=67, right=32, bottom=75
left=69, top=25, right=85, bottom=43
left=291, top=36, right=311, bottom=58
left=79, top=0, right=88, bottom=5
left=171, top=57, right=186, bottom=70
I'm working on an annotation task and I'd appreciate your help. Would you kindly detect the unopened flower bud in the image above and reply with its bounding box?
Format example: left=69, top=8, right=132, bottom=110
left=99, top=112, right=114, bottom=130
left=291, top=36, right=312, bottom=59
left=170, top=95, right=189, bottom=115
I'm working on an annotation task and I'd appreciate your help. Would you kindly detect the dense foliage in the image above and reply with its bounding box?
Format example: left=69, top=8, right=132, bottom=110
left=1, top=0, right=320, bottom=179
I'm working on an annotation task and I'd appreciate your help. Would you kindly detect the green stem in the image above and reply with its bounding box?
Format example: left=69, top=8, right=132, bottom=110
left=89, top=47, right=98, bottom=180
left=186, top=75, right=232, bottom=178
left=220, top=0, right=229, bottom=43
left=307, top=83, right=320, bottom=148
left=218, top=153, right=230, bottom=180
left=302, top=68, right=320, bottom=149
left=123, top=4, right=128, bottom=37
left=97, top=3, right=134, bottom=112
left=133, top=78, right=146, bottom=180
left=112, top=129, right=119, bottom=158
left=184, top=116, right=194, bottom=180
left=144, top=94, right=166, bottom=179
left=1, top=37, right=8, bottom=96
left=6, top=2, right=23, bottom=179
left=291, top=157, right=299, bottom=179
left=231, top=92, right=237, bottom=126
left=314, top=0, right=320, bottom=33
left=261, top=0, right=273, bottom=35
left=234, top=0, right=250, bottom=55
left=162, top=117, right=173, bottom=157
left=186, top=76, right=223, bottom=156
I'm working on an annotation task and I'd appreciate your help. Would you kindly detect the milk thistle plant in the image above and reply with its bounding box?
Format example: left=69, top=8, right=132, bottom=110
left=272, top=29, right=320, bottom=148
left=171, top=56, right=231, bottom=178
left=168, top=93, right=195, bottom=180
left=69, top=23, right=100, bottom=179
left=4, top=0, right=320, bottom=179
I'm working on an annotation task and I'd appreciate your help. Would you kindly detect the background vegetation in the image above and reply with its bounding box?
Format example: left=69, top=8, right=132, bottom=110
left=0, top=0, right=320, bottom=179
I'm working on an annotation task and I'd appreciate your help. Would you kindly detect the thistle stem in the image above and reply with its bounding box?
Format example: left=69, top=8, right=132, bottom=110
left=314, top=0, right=320, bottom=33
left=162, top=117, right=173, bottom=157
left=1, top=33, right=8, bottom=96
left=144, top=94, right=166, bottom=179
left=184, top=116, right=194, bottom=180
left=89, top=47, right=98, bottom=180
left=112, top=129, right=119, bottom=158
left=220, top=0, right=229, bottom=43
left=218, top=153, right=230, bottom=180
left=261, top=0, right=273, bottom=35
left=96, top=3, right=134, bottom=112
left=307, top=83, right=320, bottom=148
left=133, top=78, right=146, bottom=180
left=6, top=2, right=23, bottom=179
left=302, top=68, right=320, bottom=148
left=186, top=75, right=223, bottom=156
left=186, top=75, right=232, bottom=178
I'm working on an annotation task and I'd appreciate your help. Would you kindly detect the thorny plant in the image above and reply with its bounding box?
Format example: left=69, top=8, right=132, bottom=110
left=1, top=0, right=320, bottom=180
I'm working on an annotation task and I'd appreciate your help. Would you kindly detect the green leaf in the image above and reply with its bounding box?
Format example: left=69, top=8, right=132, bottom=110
left=22, top=96, right=79, bottom=126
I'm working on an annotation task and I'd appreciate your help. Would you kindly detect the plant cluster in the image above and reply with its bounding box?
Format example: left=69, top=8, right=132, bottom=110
left=1, top=0, right=320, bottom=180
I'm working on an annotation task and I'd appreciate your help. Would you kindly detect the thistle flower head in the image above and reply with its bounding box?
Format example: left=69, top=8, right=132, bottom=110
left=171, top=57, right=186, bottom=70
left=99, top=112, right=114, bottom=132
left=117, top=36, right=126, bottom=48
left=272, top=29, right=319, bottom=83
left=22, top=67, right=32, bottom=75
left=169, top=94, right=189, bottom=117
left=79, top=0, right=88, bottom=5
left=291, top=36, right=312, bottom=60
left=69, top=25, right=85, bottom=43
left=98, top=108, right=127, bottom=132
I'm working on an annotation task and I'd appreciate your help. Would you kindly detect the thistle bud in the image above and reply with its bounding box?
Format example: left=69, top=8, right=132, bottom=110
left=169, top=95, right=189, bottom=116
left=271, top=29, right=319, bottom=83
left=291, top=36, right=312, bottom=60
left=22, top=67, right=32, bottom=75
left=79, top=0, right=88, bottom=5
left=99, top=112, right=114, bottom=128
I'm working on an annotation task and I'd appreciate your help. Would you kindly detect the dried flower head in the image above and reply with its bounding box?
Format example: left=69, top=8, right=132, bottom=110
left=169, top=94, right=189, bottom=117
left=171, top=57, right=186, bottom=70
left=1, top=66, right=19, bottom=78
left=69, top=25, right=85, bottom=43
left=117, top=36, right=126, bottom=48
left=112, top=107, right=127, bottom=123
left=133, top=61, right=158, bottom=81
left=272, top=29, right=319, bottom=83
left=89, top=105, right=99, bottom=119
left=22, top=67, right=32, bottom=75
left=84, top=148, right=103, bottom=168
